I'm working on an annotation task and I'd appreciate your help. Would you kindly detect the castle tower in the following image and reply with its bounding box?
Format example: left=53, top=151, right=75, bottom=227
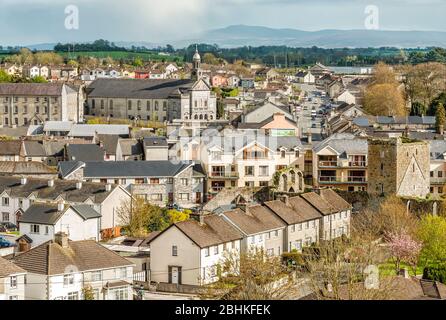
left=191, top=45, right=202, bottom=81
left=368, top=137, right=430, bottom=198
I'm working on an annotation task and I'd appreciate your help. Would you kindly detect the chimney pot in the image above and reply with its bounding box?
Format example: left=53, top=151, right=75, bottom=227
left=280, top=195, right=289, bottom=206
left=48, top=179, right=54, bottom=187
left=76, top=181, right=82, bottom=190
left=105, top=184, right=112, bottom=192
left=20, top=177, right=27, bottom=185
left=199, top=214, right=205, bottom=225
left=57, top=202, right=65, bottom=212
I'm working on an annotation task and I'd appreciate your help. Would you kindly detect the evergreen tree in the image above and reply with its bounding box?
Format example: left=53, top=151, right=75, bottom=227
left=435, top=103, right=446, bottom=133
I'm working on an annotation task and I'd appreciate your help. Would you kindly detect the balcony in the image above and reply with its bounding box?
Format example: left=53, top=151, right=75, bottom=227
left=209, top=171, right=239, bottom=179
left=348, top=161, right=367, bottom=167
left=319, top=176, right=367, bottom=184
left=319, top=161, right=338, bottom=167
left=430, top=177, right=446, bottom=184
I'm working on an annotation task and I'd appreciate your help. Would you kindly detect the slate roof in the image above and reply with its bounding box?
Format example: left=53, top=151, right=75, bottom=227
left=12, top=240, right=133, bottom=275
left=118, top=139, right=143, bottom=156
left=319, top=189, right=352, bottom=211
left=172, top=215, right=244, bottom=248
left=71, top=204, right=101, bottom=220
left=0, top=161, right=56, bottom=175
left=23, top=141, right=46, bottom=157
left=0, top=83, right=64, bottom=96
left=18, top=203, right=65, bottom=225
left=66, top=144, right=105, bottom=161
left=314, top=134, right=368, bottom=156
left=143, top=137, right=168, bottom=148
left=264, top=197, right=322, bottom=225
left=0, top=257, right=26, bottom=277
left=0, top=176, right=118, bottom=204
left=228, top=205, right=286, bottom=234
left=58, top=161, right=192, bottom=179
left=0, top=140, right=22, bottom=155
left=301, top=192, right=337, bottom=216
left=68, top=124, right=130, bottom=138
left=87, top=78, right=194, bottom=99
left=98, top=134, right=120, bottom=155
left=43, top=121, right=74, bottom=132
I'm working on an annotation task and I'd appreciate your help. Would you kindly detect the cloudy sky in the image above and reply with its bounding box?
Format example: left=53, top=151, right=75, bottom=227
left=1, top=0, right=445, bottom=45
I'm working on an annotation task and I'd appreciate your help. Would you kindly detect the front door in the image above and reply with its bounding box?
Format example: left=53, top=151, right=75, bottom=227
left=171, top=267, right=179, bottom=284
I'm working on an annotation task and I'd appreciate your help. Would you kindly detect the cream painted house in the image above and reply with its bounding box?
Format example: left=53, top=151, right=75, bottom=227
left=0, top=257, right=26, bottom=300
left=149, top=215, right=243, bottom=286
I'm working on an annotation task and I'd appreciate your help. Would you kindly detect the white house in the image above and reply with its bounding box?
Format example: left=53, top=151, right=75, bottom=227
left=149, top=215, right=243, bottom=286
left=296, top=71, right=315, bottom=84
left=12, top=233, right=134, bottom=300
left=0, top=257, right=26, bottom=300
left=334, top=90, right=356, bottom=105
left=0, top=176, right=131, bottom=234
left=18, top=203, right=101, bottom=247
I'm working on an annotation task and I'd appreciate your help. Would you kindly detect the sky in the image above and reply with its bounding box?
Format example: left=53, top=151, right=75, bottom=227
left=0, top=0, right=446, bottom=46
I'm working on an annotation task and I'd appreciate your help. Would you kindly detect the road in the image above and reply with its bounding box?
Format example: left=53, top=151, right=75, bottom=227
left=295, top=84, right=331, bottom=140
left=143, top=291, right=198, bottom=300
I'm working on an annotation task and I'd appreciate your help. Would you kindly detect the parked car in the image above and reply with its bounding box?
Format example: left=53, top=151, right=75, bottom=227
left=0, top=222, right=18, bottom=232
left=0, top=236, right=12, bottom=248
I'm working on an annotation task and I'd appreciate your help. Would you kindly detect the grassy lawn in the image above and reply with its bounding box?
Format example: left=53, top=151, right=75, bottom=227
left=379, top=260, right=424, bottom=277
left=58, top=51, right=183, bottom=62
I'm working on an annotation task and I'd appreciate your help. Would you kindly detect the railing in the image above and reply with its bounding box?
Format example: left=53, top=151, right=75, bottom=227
left=430, top=177, right=446, bottom=184
left=210, top=171, right=239, bottom=178
left=319, top=161, right=338, bottom=167
left=133, top=271, right=148, bottom=283
left=348, top=161, right=367, bottom=167
left=319, top=176, right=367, bottom=183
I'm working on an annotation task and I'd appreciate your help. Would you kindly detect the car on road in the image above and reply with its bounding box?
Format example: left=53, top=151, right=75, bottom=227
left=0, top=236, right=13, bottom=248
left=0, top=222, right=18, bottom=232
left=311, top=123, right=317, bottom=128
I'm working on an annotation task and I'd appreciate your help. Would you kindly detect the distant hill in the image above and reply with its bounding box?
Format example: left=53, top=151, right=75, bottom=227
left=173, top=25, right=446, bottom=48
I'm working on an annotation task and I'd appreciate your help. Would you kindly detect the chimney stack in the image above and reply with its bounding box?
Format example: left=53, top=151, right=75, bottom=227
left=76, top=181, right=82, bottom=190
left=199, top=214, right=205, bottom=225
left=54, top=232, right=69, bottom=248
left=279, top=195, right=289, bottom=206
left=105, top=184, right=112, bottom=192
left=307, top=130, right=312, bottom=144
left=57, top=202, right=65, bottom=212
left=48, top=179, right=54, bottom=187
left=20, top=177, right=27, bottom=185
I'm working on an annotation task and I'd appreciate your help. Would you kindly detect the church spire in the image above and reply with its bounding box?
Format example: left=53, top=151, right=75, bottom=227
left=192, top=44, right=201, bottom=81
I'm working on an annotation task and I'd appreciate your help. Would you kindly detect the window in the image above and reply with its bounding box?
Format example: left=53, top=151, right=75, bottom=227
left=163, top=101, right=167, bottom=111
left=8, top=296, right=18, bottom=300
left=305, top=222, right=309, bottom=229
left=135, top=178, right=144, bottom=184
left=439, top=171, right=443, bottom=178
left=155, top=101, right=159, bottom=111
left=274, top=230, right=279, bottom=237
left=36, top=106, right=39, bottom=114
left=167, top=178, right=173, bottom=184
left=4, top=117, right=8, bottom=125
left=245, top=166, right=254, bottom=176
left=14, top=106, right=18, bottom=114
left=10, top=276, right=17, bottom=288
left=267, top=248, right=274, bottom=256
left=297, top=223, right=302, bottom=231
left=151, top=194, right=162, bottom=201
left=430, top=171, right=434, bottom=177
left=45, top=226, right=49, bottom=235
left=281, top=150, right=286, bottom=158
left=180, top=178, right=189, bottom=186
left=91, top=271, right=102, bottom=282
left=295, top=150, right=300, bottom=158
left=305, top=237, right=312, bottom=246
left=67, top=292, right=79, bottom=300
left=116, top=267, right=127, bottom=279
left=179, top=193, right=190, bottom=201
left=146, top=101, right=151, bottom=111
left=2, top=197, right=9, bottom=206
left=204, top=247, right=210, bottom=257
left=150, top=178, right=160, bottom=184
left=109, top=100, right=113, bottom=109
left=172, top=245, right=178, bottom=256
left=111, top=287, right=128, bottom=300
left=311, top=220, right=315, bottom=228
left=295, top=240, right=302, bottom=250
left=258, top=235, right=263, bottom=243
left=259, top=166, right=269, bottom=176
left=30, top=224, right=40, bottom=234
left=259, top=181, right=269, bottom=187
left=250, top=236, right=255, bottom=244
left=245, top=181, right=254, bottom=187
left=214, top=246, right=219, bottom=255
left=128, top=100, right=132, bottom=110
left=63, top=274, right=75, bottom=287
left=2, top=212, right=9, bottom=222
left=4, top=105, right=8, bottom=113
left=291, top=225, right=295, bottom=233
left=266, top=232, right=270, bottom=239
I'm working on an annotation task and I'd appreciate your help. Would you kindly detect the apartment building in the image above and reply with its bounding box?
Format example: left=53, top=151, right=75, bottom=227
left=429, top=140, right=446, bottom=195
left=0, top=83, right=83, bottom=127
left=201, top=134, right=305, bottom=194
left=313, top=133, right=368, bottom=192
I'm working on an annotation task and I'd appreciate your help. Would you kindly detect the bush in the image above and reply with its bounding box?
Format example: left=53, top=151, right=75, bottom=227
left=423, top=266, right=446, bottom=284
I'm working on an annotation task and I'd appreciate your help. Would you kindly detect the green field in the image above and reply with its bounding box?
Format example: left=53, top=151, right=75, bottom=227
left=58, top=51, right=183, bottom=62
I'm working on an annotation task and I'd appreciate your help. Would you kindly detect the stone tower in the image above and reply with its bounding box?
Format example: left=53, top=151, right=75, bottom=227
left=191, top=45, right=202, bottom=81
left=368, top=137, right=430, bottom=198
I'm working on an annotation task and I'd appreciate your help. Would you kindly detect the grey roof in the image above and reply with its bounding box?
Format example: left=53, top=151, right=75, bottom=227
left=143, top=137, right=168, bottom=148
left=0, top=176, right=118, bottom=204
left=23, top=141, right=46, bottom=157
left=356, top=116, right=436, bottom=126
left=43, top=121, right=74, bottom=132
left=353, top=117, right=370, bottom=127
left=87, top=78, right=194, bottom=99
left=66, top=144, right=105, bottom=162
left=71, top=204, right=101, bottom=220
left=0, top=83, right=64, bottom=96
left=0, top=161, right=56, bottom=175
left=314, top=133, right=368, bottom=156
left=58, top=161, right=193, bottom=179
left=118, top=139, right=143, bottom=156
left=0, top=140, right=22, bottom=155
left=430, top=140, right=446, bottom=160
left=68, top=124, right=130, bottom=138
left=98, top=134, right=120, bottom=155
left=19, top=203, right=65, bottom=225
